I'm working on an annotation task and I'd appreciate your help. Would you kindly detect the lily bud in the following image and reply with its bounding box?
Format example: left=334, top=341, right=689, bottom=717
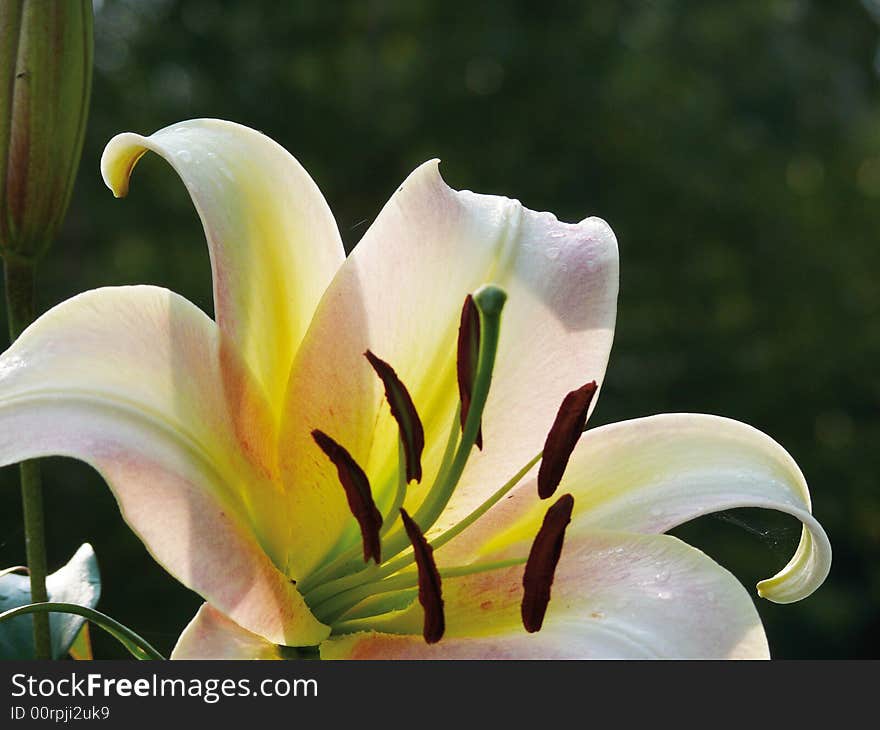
left=0, top=1, right=93, bottom=261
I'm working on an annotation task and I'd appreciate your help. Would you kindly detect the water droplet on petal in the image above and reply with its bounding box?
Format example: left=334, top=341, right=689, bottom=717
left=175, top=149, right=192, bottom=163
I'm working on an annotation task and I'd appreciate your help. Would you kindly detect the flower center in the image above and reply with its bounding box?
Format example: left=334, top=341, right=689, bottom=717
left=297, top=286, right=594, bottom=645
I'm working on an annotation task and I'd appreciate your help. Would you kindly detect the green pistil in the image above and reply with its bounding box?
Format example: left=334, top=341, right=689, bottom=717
left=381, top=284, right=506, bottom=561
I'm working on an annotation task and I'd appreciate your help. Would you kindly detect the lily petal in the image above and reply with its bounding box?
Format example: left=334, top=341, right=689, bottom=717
left=0, top=286, right=328, bottom=646
left=280, top=161, right=618, bottom=576
left=172, top=604, right=281, bottom=660
left=321, top=530, right=768, bottom=659
left=443, top=414, right=831, bottom=604
left=101, top=119, right=345, bottom=417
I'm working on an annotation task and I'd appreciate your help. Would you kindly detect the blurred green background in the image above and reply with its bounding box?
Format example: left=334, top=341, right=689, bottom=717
left=2, top=0, right=878, bottom=658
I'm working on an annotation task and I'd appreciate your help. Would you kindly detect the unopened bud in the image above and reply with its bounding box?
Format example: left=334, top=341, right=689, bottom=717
left=0, top=1, right=93, bottom=261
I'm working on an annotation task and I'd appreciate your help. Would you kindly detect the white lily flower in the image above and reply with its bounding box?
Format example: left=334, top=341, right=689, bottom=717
left=0, top=119, right=830, bottom=659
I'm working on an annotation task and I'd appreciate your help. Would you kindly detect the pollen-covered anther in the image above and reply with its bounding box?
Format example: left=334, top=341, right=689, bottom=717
left=364, top=350, right=425, bottom=483
left=521, top=493, right=575, bottom=633
left=537, top=381, right=598, bottom=499
left=456, top=293, right=483, bottom=450
left=400, top=508, right=445, bottom=644
left=311, top=429, right=383, bottom=564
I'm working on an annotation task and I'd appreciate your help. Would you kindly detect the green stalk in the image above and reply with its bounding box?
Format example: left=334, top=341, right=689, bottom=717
left=3, top=257, right=50, bottom=659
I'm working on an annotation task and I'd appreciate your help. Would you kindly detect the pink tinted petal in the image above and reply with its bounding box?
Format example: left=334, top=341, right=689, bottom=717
left=0, top=286, right=327, bottom=646
left=323, top=530, right=767, bottom=659
left=172, top=604, right=281, bottom=660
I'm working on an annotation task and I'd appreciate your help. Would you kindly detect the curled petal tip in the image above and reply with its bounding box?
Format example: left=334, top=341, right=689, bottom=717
left=100, top=132, right=151, bottom=198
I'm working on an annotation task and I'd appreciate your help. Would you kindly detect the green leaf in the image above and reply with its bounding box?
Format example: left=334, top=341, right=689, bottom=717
left=0, top=543, right=100, bottom=659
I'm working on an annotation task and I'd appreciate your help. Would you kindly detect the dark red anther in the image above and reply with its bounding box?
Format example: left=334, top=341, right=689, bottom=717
left=456, top=294, right=483, bottom=449
left=400, top=508, right=445, bottom=644
left=312, top=430, right=383, bottom=564
left=521, top=493, right=574, bottom=633
left=364, top=350, right=425, bottom=483
left=537, top=381, right=597, bottom=499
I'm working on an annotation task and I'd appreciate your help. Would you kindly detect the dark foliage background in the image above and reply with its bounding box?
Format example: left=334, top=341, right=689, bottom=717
left=2, top=0, right=878, bottom=658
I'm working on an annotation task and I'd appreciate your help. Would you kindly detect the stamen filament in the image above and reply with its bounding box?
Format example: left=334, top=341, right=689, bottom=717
left=314, top=571, right=420, bottom=624
left=341, top=589, right=419, bottom=622
left=303, top=562, right=381, bottom=607
left=380, top=439, right=408, bottom=537
left=429, top=450, right=543, bottom=552
left=424, top=403, right=463, bottom=512
left=315, top=557, right=526, bottom=627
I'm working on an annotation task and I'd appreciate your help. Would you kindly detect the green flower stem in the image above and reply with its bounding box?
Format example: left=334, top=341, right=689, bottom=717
left=3, top=257, right=50, bottom=660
